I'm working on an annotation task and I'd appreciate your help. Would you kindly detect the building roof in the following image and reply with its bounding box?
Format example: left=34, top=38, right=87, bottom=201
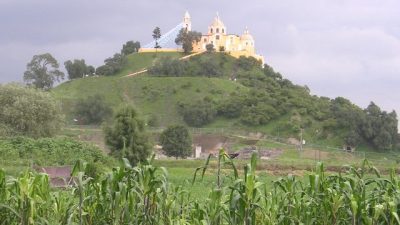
left=210, top=12, right=225, bottom=28
left=240, top=27, right=254, bottom=41
left=35, top=166, right=74, bottom=188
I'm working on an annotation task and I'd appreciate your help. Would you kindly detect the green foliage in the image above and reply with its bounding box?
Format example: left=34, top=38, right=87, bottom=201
left=235, top=55, right=262, bottom=71
left=359, top=102, right=398, bottom=150
left=2, top=157, right=400, bottom=224
left=217, top=97, right=243, bottom=118
left=147, top=114, right=159, bottom=127
left=54, top=52, right=398, bottom=151
left=152, top=27, right=161, bottom=49
left=196, top=55, right=223, bottom=77
left=104, top=105, right=151, bottom=165
left=206, top=43, right=215, bottom=53
left=0, top=84, right=63, bottom=138
left=95, top=64, right=113, bottom=76
left=178, top=100, right=217, bottom=127
left=148, top=56, right=186, bottom=76
left=23, top=53, right=64, bottom=90
left=121, top=40, right=140, bottom=55
left=149, top=54, right=224, bottom=77
left=74, top=94, right=112, bottom=125
left=160, top=125, right=192, bottom=158
left=96, top=53, right=127, bottom=76
left=64, top=59, right=94, bottom=80
left=0, top=136, right=112, bottom=166
left=241, top=104, right=279, bottom=126
left=175, top=28, right=202, bottom=53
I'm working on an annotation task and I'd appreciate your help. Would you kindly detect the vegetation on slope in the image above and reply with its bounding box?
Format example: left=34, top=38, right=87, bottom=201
left=0, top=136, right=115, bottom=175
left=53, top=52, right=398, bottom=151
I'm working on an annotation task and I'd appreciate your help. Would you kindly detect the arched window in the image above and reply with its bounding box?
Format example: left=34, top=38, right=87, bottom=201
left=216, top=28, right=219, bottom=33
left=210, top=28, right=213, bottom=33
left=222, top=28, right=225, bottom=34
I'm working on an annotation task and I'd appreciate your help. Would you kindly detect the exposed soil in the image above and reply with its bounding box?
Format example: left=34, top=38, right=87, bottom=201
left=300, top=149, right=329, bottom=160
left=193, top=134, right=231, bottom=154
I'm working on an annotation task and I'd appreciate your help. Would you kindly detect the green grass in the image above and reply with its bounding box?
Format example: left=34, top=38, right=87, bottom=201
left=114, top=52, right=184, bottom=77
left=52, top=52, right=390, bottom=150
left=53, top=74, right=249, bottom=127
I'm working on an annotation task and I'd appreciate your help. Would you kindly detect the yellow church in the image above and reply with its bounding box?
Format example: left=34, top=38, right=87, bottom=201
left=187, top=12, right=264, bottom=64
left=140, top=11, right=264, bottom=64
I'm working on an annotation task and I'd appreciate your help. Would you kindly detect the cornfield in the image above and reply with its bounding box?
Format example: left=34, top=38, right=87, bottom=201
left=1, top=150, right=400, bottom=225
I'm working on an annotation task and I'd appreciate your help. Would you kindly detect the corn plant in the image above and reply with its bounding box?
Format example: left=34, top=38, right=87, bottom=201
left=1, top=156, right=400, bottom=224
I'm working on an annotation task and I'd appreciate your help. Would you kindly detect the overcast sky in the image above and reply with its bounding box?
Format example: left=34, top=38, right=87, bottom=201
left=1, top=0, right=399, bottom=118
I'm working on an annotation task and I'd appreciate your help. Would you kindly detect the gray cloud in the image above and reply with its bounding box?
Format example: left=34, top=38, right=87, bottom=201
left=0, top=0, right=399, bottom=120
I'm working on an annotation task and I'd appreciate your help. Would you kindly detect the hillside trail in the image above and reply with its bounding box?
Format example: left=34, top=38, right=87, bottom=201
left=122, top=51, right=205, bottom=78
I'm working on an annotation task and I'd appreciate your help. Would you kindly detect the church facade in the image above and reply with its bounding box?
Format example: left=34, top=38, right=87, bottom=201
left=186, top=12, right=264, bottom=64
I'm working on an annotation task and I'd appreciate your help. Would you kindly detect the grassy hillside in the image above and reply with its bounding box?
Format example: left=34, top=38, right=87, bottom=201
left=51, top=52, right=346, bottom=147
left=114, top=52, right=184, bottom=77
left=53, top=52, right=398, bottom=151
left=53, top=52, right=249, bottom=126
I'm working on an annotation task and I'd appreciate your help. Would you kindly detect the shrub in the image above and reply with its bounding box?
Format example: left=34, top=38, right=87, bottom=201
left=0, top=136, right=113, bottom=166
left=178, top=100, right=217, bottom=127
left=160, top=125, right=192, bottom=158
left=104, top=105, right=151, bottom=165
left=148, top=57, right=186, bottom=76
left=74, top=94, right=112, bottom=125
left=0, top=84, right=63, bottom=138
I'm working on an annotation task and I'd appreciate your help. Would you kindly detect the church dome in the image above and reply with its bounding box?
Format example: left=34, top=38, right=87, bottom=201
left=240, top=27, right=254, bottom=41
left=208, top=13, right=226, bottom=34
left=211, top=15, right=225, bottom=28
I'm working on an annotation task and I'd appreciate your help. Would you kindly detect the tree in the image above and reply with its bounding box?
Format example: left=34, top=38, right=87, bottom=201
left=152, top=27, right=162, bottom=50
left=0, top=84, right=63, bottom=138
left=198, top=56, right=223, bottom=77
left=95, top=65, right=113, bottom=76
left=359, top=102, right=399, bottom=151
left=206, top=44, right=215, bottom=53
left=74, top=95, right=112, bottom=124
left=235, top=56, right=262, bottom=71
left=23, top=53, right=64, bottom=90
left=121, top=40, right=141, bottom=55
left=96, top=53, right=127, bottom=76
left=175, top=28, right=202, bottom=54
left=64, top=59, right=94, bottom=80
left=104, top=105, right=151, bottom=165
left=160, top=125, right=192, bottom=158
left=104, top=53, right=126, bottom=74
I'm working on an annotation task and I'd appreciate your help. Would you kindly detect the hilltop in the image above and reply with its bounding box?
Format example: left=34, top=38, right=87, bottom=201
left=53, top=52, right=399, bottom=151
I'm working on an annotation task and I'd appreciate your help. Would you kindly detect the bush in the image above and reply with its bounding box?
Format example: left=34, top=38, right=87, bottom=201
left=218, top=98, right=244, bottom=118
left=147, top=114, right=159, bottom=127
left=178, top=100, right=217, bottom=127
left=148, top=57, right=187, bottom=76
left=160, top=125, right=192, bottom=158
left=0, top=136, right=113, bottom=166
left=74, top=94, right=112, bottom=125
left=104, top=105, right=151, bottom=165
left=240, top=104, right=279, bottom=126
left=0, top=84, right=63, bottom=138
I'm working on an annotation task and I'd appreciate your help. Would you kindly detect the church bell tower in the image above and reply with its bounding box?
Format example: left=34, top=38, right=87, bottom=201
left=183, top=11, right=192, bottom=31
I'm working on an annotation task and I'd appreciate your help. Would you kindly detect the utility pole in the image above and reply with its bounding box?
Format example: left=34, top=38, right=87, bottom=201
left=300, top=128, right=303, bottom=151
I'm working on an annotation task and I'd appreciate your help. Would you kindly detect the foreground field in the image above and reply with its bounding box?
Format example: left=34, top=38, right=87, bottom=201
left=1, top=154, right=400, bottom=225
